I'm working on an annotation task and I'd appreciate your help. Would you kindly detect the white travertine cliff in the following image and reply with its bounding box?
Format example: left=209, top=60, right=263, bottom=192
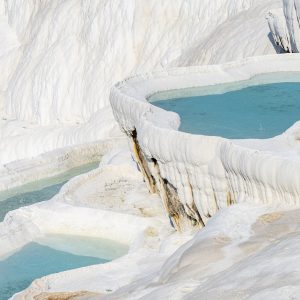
left=267, top=9, right=291, bottom=52
left=1, top=1, right=300, bottom=299
left=268, top=0, right=300, bottom=53
left=0, top=0, right=283, bottom=165
left=283, top=0, right=300, bottom=52
left=110, top=54, right=300, bottom=230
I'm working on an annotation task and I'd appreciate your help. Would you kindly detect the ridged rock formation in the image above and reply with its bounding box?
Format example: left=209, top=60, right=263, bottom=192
left=111, top=55, right=300, bottom=231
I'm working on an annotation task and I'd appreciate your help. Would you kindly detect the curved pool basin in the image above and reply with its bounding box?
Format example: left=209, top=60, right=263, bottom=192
left=0, top=162, right=99, bottom=222
left=0, top=234, right=128, bottom=300
left=110, top=54, right=300, bottom=230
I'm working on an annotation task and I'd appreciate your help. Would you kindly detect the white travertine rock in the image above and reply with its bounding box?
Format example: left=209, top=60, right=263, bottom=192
left=267, top=9, right=291, bottom=52
left=0, top=137, right=126, bottom=192
left=1, top=2, right=300, bottom=299
left=270, top=0, right=300, bottom=53
left=1, top=149, right=176, bottom=300
left=283, top=0, right=300, bottom=52
left=14, top=202, right=300, bottom=299
left=0, top=0, right=286, bottom=166
left=173, top=0, right=282, bottom=66
left=110, top=54, right=300, bottom=229
left=2, top=0, right=258, bottom=125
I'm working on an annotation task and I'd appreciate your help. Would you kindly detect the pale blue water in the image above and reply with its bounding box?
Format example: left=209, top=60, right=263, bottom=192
left=153, top=82, right=300, bottom=139
left=0, top=234, right=128, bottom=300
left=0, top=161, right=128, bottom=300
left=0, top=162, right=99, bottom=221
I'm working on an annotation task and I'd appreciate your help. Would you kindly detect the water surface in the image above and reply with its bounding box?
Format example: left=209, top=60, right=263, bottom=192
left=153, top=82, right=300, bottom=139
left=0, top=162, right=99, bottom=221
left=0, top=234, right=128, bottom=300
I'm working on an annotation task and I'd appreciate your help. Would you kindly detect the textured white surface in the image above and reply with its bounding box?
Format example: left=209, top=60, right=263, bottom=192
left=110, top=54, right=300, bottom=227
left=100, top=206, right=300, bottom=300
left=4, top=150, right=268, bottom=300
left=0, top=138, right=125, bottom=191
left=0, top=106, right=122, bottom=165
left=0, top=0, right=285, bottom=165
left=283, top=0, right=300, bottom=52
left=0, top=149, right=167, bottom=258
left=12, top=178, right=300, bottom=300
left=1, top=1, right=300, bottom=299
left=173, top=0, right=281, bottom=66
left=267, top=8, right=291, bottom=52
left=2, top=149, right=182, bottom=299
left=1, top=0, right=259, bottom=124
left=268, top=0, right=300, bottom=53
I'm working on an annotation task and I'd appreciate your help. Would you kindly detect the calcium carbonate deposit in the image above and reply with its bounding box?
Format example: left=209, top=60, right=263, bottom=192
left=0, top=0, right=284, bottom=165
left=0, top=0, right=300, bottom=299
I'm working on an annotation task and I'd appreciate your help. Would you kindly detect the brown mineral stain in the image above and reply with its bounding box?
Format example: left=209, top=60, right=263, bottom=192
left=257, top=212, right=283, bottom=224
left=34, top=291, right=99, bottom=300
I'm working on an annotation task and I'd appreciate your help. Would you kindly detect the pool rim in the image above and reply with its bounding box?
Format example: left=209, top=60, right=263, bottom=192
left=110, top=54, right=300, bottom=230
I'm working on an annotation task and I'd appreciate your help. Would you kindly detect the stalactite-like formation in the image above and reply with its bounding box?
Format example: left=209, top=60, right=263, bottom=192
left=267, top=0, right=300, bottom=53
left=130, top=129, right=203, bottom=230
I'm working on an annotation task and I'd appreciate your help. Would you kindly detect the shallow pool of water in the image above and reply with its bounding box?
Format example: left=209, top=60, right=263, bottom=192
left=0, top=162, right=99, bottom=221
left=151, top=75, right=300, bottom=139
left=0, top=234, right=128, bottom=300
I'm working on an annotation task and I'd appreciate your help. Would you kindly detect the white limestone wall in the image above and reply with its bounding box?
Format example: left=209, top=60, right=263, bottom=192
left=110, top=54, right=300, bottom=228
left=267, top=9, right=291, bottom=52
left=0, top=138, right=125, bottom=192
left=2, top=0, right=259, bottom=125
left=268, top=0, right=300, bottom=53
left=0, top=0, right=285, bottom=166
left=173, top=0, right=282, bottom=66
left=283, top=0, right=300, bottom=52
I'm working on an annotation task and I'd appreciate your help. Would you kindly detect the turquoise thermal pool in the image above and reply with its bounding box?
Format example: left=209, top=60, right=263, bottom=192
left=0, top=234, right=128, bottom=300
left=151, top=79, right=300, bottom=139
left=0, top=162, right=99, bottom=222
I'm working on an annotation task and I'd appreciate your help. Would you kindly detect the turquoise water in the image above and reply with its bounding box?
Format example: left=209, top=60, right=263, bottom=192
left=152, top=82, right=300, bottom=139
left=0, top=162, right=129, bottom=299
left=0, top=234, right=128, bottom=300
left=0, top=162, right=99, bottom=221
